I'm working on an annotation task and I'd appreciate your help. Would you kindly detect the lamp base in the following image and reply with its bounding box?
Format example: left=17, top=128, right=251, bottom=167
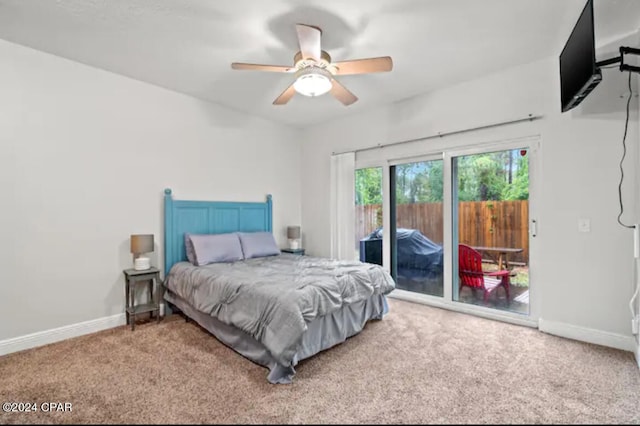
left=134, top=257, right=151, bottom=270
left=289, top=239, right=300, bottom=250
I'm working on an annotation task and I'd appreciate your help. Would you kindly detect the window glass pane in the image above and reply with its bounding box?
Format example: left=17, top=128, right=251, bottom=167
left=355, top=167, right=383, bottom=265
left=453, top=149, right=530, bottom=314
left=392, top=160, right=444, bottom=297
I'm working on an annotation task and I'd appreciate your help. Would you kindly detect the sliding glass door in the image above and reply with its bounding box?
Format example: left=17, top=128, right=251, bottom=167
left=452, top=148, right=530, bottom=315
left=390, top=158, right=444, bottom=297
left=354, top=137, right=536, bottom=322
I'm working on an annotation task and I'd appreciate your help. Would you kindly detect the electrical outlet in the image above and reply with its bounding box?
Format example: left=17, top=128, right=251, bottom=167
left=633, top=316, right=639, bottom=335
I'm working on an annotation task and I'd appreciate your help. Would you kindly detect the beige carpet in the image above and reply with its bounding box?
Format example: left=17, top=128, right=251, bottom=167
left=1, top=298, right=639, bottom=424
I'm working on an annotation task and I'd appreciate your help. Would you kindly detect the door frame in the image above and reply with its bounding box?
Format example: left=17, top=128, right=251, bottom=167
left=356, top=135, right=540, bottom=328
left=388, top=154, right=447, bottom=298
left=445, top=136, right=539, bottom=325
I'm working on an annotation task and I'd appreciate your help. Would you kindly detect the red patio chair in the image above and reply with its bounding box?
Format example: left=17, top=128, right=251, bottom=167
left=458, top=244, right=510, bottom=303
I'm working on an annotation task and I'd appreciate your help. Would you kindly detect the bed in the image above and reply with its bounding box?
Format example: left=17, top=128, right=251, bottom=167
left=161, top=189, right=396, bottom=384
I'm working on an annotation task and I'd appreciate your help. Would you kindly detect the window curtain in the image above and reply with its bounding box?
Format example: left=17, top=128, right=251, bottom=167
left=330, top=152, right=356, bottom=260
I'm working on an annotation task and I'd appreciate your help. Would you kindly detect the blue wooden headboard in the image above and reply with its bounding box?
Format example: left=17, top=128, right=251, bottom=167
left=163, top=188, right=273, bottom=276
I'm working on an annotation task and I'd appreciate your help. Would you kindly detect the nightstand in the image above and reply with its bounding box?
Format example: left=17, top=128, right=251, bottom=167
left=123, top=267, right=161, bottom=331
left=281, top=248, right=305, bottom=256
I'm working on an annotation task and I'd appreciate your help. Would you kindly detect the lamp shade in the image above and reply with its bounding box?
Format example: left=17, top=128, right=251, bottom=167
left=287, top=226, right=301, bottom=239
left=130, top=234, right=154, bottom=254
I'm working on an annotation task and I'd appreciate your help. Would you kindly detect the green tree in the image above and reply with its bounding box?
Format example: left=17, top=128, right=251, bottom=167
left=356, top=149, right=528, bottom=205
left=502, top=155, right=529, bottom=200
left=355, top=168, right=382, bottom=205
left=456, top=152, right=524, bottom=201
left=395, top=161, right=443, bottom=204
left=457, top=154, right=501, bottom=201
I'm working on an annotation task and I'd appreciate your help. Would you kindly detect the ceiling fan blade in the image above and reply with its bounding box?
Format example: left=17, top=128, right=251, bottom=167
left=332, top=56, right=393, bottom=75
left=273, top=82, right=297, bottom=105
left=295, top=24, right=322, bottom=61
left=330, top=78, right=358, bottom=106
left=231, top=63, right=295, bottom=73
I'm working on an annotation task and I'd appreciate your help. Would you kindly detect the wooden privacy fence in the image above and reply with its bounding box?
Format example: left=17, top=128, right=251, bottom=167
left=355, top=200, right=529, bottom=264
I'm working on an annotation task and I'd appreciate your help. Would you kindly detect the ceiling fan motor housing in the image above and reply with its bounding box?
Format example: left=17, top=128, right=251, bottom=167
left=294, top=50, right=332, bottom=70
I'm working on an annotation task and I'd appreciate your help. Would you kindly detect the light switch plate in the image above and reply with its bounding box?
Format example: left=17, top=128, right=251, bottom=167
left=578, top=218, right=591, bottom=233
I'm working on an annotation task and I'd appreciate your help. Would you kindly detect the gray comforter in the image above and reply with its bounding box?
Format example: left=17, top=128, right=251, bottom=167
left=164, top=254, right=395, bottom=366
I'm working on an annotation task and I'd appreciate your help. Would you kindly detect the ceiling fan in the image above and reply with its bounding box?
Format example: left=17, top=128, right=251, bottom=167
left=231, top=24, right=393, bottom=106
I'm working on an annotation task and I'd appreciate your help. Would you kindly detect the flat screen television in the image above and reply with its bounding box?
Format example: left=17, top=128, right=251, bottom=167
left=559, top=0, right=601, bottom=113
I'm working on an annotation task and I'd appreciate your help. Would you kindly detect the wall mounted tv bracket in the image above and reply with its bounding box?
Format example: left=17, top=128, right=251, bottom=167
left=596, top=46, right=640, bottom=73
left=571, top=47, right=640, bottom=109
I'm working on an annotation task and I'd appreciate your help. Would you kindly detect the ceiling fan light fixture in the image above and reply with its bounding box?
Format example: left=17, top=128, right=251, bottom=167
left=293, top=67, right=332, bottom=97
left=231, top=24, right=392, bottom=106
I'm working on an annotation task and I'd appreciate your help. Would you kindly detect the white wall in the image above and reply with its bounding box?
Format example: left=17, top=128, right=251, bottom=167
left=0, top=40, right=301, bottom=341
left=2, top=29, right=639, bottom=355
left=301, top=53, right=639, bottom=344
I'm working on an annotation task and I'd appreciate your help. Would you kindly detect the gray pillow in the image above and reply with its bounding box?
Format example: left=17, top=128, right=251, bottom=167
left=238, top=232, right=280, bottom=259
left=184, top=233, right=196, bottom=264
left=188, top=233, right=244, bottom=266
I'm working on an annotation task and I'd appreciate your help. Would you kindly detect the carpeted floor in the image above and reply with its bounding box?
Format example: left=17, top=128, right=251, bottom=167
left=1, top=298, right=639, bottom=424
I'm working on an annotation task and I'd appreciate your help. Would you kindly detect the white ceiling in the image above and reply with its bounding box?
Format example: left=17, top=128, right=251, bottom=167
left=1, top=0, right=639, bottom=127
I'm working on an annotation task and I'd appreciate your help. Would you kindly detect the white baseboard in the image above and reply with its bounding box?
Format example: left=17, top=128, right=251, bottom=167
left=0, top=314, right=126, bottom=357
left=538, top=318, right=636, bottom=353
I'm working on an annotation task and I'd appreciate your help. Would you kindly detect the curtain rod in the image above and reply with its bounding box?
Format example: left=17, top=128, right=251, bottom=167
left=331, top=113, right=543, bottom=156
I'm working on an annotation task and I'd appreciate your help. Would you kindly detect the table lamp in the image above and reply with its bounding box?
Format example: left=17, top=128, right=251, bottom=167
left=287, top=226, right=301, bottom=250
left=130, top=234, right=154, bottom=270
